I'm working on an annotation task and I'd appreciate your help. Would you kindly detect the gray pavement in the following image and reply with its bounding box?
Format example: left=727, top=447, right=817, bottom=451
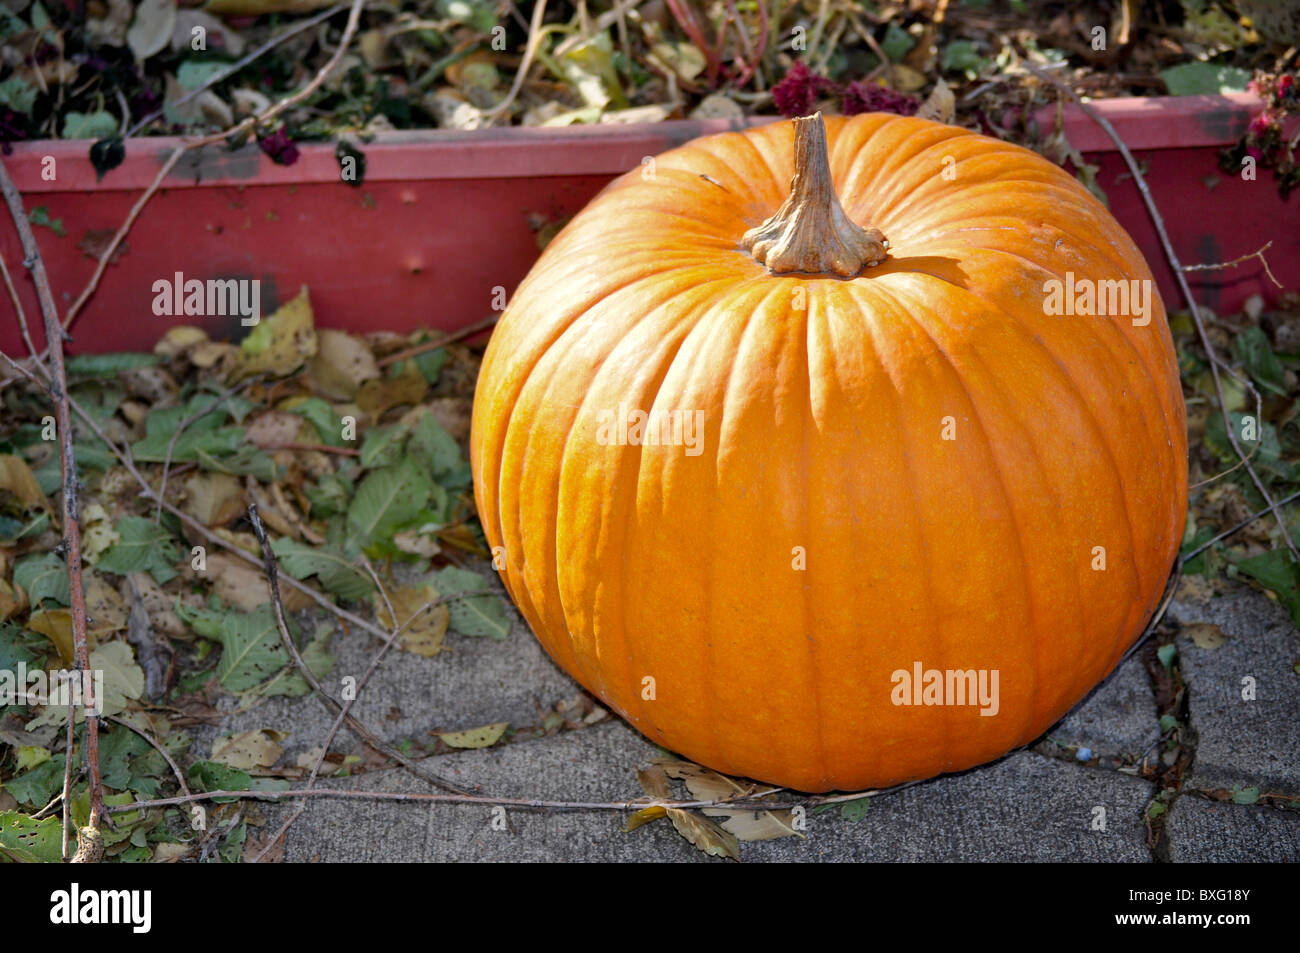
left=192, top=578, right=1298, bottom=861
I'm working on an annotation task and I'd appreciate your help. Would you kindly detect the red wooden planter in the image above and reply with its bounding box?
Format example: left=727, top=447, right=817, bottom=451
left=0, top=93, right=1292, bottom=356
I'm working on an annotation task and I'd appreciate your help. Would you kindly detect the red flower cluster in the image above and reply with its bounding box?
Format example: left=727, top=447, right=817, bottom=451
left=771, top=61, right=921, bottom=120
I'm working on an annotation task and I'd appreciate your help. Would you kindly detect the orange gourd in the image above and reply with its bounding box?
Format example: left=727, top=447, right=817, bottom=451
left=470, top=112, right=1187, bottom=792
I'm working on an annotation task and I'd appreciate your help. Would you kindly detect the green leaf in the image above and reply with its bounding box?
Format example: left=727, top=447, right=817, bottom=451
left=840, top=797, right=871, bottom=822
left=177, top=59, right=230, bottom=91
left=359, top=422, right=411, bottom=469
left=4, top=757, right=64, bottom=807
left=880, top=23, right=914, bottom=61
left=941, top=40, right=983, bottom=76
left=272, top=538, right=374, bottom=601
left=62, top=110, right=119, bottom=140
left=207, top=605, right=293, bottom=693
left=259, top=625, right=335, bottom=698
left=0, top=75, right=37, bottom=113
left=1159, top=62, right=1251, bottom=96
left=1233, top=327, right=1288, bottom=396
left=409, top=412, right=463, bottom=480
left=433, top=566, right=508, bottom=639
left=303, top=472, right=353, bottom=518
left=64, top=352, right=160, bottom=378
left=1234, top=549, right=1300, bottom=625
left=97, top=516, right=180, bottom=584
left=1230, top=786, right=1260, bottom=805
left=1156, top=643, right=1178, bottom=669
left=346, top=459, right=431, bottom=548
left=27, top=205, right=65, bottom=237
left=0, top=810, right=63, bottom=862
left=13, top=552, right=70, bottom=607
left=130, top=396, right=243, bottom=463
left=196, top=445, right=278, bottom=482
left=287, top=398, right=347, bottom=447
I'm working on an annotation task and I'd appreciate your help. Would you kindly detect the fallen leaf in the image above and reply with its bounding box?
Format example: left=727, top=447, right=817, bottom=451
left=637, top=763, right=672, bottom=799
left=211, top=728, right=286, bottom=771
left=181, top=471, right=245, bottom=526
left=79, top=504, right=119, bottom=564
left=233, top=286, right=316, bottom=380
left=128, top=0, right=178, bottom=61
left=374, top=583, right=449, bottom=657
left=1184, top=622, right=1229, bottom=650
left=666, top=808, right=739, bottom=860
left=310, top=329, right=381, bottom=400
left=83, top=571, right=128, bottom=635
left=437, top=721, right=508, bottom=749
left=0, top=454, right=48, bottom=509
left=28, top=609, right=75, bottom=665
left=917, top=77, right=955, bottom=124
left=205, top=552, right=311, bottom=612
left=356, top=360, right=426, bottom=419
left=624, top=805, right=667, bottom=831
left=702, top=808, right=802, bottom=842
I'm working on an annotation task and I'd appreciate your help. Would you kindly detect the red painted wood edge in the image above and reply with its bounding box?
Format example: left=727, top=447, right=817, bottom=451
left=2, top=95, right=1264, bottom=193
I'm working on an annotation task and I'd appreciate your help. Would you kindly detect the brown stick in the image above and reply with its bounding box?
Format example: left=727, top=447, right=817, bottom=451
left=0, top=157, right=105, bottom=860
left=375, top=313, right=501, bottom=368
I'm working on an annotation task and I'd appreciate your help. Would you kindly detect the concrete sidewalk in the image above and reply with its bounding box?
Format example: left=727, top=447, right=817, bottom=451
left=197, top=580, right=1299, bottom=862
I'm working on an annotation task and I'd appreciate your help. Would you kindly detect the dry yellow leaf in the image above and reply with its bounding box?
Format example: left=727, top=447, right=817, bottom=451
left=211, top=728, right=287, bottom=771
left=310, top=329, right=381, bottom=400
left=181, top=471, right=245, bottom=527
left=374, top=583, right=449, bottom=657
left=666, top=808, right=740, bottom=860
left=233, top=286, right=316, bottom=380
left=437, top=722, right=508, bottom=749
left=1184, top=622, right=1229, bottom=650
left=0, top=454, right=48, bottom=509
left=29, top=609, right=76, bottom=665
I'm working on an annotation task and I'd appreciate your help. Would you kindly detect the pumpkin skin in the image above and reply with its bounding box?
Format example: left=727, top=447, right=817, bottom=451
left=470, top=113, right=1187, bottom=793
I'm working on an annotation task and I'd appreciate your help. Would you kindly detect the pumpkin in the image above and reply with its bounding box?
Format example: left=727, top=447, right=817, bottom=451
left=470, top=112, right=1187, bottom=793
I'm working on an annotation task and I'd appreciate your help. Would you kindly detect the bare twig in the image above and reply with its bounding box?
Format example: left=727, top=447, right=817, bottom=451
left=482, top=0, right=550, bottom=119
left=375, top=313, right=500, bottom=368
left=1180, top=489, right=1300, bottom=565
left=113, top=783, right=887, bottom=816
left=0, top=251, right=44, bottom=370
left=1181, top=241, right=1283, bottom=289
left=0, top=157, right=105, bottom=861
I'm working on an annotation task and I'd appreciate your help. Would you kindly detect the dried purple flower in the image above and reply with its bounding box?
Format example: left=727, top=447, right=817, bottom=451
left=259, top=127, right=300, bottom=166
left=841, top=81, right=919, bottom=117
left=772, top=62, right=838, bottom=119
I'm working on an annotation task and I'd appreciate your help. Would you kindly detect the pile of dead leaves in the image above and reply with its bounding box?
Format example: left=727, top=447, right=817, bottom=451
left=0, top=289, right=508, bottom=862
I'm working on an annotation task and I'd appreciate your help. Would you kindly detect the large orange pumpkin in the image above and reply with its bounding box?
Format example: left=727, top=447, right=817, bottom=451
left=470, top=112, right=1187, bottom=792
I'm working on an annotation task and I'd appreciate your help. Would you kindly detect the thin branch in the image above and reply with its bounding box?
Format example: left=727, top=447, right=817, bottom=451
left=111, top=783, right=887, bottom=816
left=1180, top=489, right=1300, bottom=565
left=375, top=313, right=500, bottom=368
left=0, top=156, right=105, bottom=861
left=1180, top=240, right=1283, bottom=289
left=0, top=250, right=44, bottom=370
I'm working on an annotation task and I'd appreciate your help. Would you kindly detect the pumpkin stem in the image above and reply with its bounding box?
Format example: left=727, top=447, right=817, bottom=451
left=741, top=112, right=888, bottom=278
